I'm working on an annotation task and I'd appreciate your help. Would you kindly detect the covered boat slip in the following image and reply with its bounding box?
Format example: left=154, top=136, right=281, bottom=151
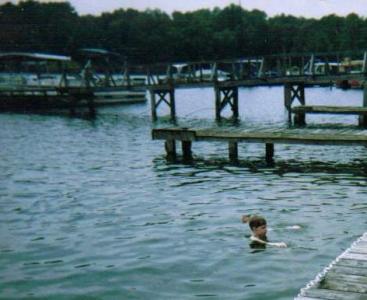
left=0, top=51, right=147, bottom=112
left=296, top=233, right=367, bottom=300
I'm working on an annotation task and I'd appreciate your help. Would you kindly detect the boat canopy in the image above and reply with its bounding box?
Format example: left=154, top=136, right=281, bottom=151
left=0, top=52, right=71, bottom=61
left=74, top=48, right=122, bottom=59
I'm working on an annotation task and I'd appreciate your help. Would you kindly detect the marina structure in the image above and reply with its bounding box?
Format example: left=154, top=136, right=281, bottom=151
left=0, top=51, right=146, bottom=115
left=1, top=50, right=367, bottom=119
left=144, top=51, right=367, bottom=124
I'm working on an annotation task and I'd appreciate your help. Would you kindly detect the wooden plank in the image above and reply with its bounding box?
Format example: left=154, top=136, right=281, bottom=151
left=152, top=128, right=367, bottom=146
left=319, top=277, right=367, bottom=294
left=330, top=265, right=367, bottom=277
left=324, top=272, right=367, bottom=285
left=349, top=246, right=367, bottom=255
left=342, top=253, right=367, bottom=261
left=302, top=288, right=367, bottom=300
left=292, top=105, right=367, bottom=115
left=338, top=258, right=367, bottom=269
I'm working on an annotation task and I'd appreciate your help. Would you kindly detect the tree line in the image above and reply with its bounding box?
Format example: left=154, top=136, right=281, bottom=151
left=1, top=0, right=367, bottom=64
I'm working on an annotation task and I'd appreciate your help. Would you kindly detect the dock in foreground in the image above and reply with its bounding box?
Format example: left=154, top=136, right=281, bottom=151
left=296, top=233, right=367, bottom=300
left=152, top=128, right=367, bottom=163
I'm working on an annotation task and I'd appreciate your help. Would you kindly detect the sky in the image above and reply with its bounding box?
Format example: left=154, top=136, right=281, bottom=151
left=3, top=0, right=367, bottom=18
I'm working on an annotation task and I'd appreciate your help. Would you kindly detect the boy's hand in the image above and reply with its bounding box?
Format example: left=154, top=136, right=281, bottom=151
left=270, top=242, right=287, bottom=248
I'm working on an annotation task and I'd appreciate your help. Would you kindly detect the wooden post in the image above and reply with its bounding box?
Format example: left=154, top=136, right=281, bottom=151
left=362, top=51, right=367, bottom=74
left=169, top=89, right=176, bottom=121
left=285, top=82, right=305, bottom=125
left=284, top=83, right=292, bottom=123
left=149, top=87, right=175, bottom=122
left=87, top=97, right=96, bottom=118
left=265, top=143, right=274, bottom=165
left=165, top=139, right=176, bottom=161
left=182, top=141, right=192, bottom=162
left=294, top=112, right=306, bottom=126
left=215, top=84, right=221, bottom=121
left=232, top=87, right=239, bottom=120
left=215, top=85, right=239, bottom=121
left=229, top=141, right=238, bottom=163
left=150, top=90, right=157, bottom=121
left=359, top=83, right=367, bottom=127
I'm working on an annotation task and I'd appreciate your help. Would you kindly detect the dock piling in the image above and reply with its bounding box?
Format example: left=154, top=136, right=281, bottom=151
left=265, top=143, right=274, bottom=165
left=165, top=140, right=177, bottom=161
left=284, top=82, right=305, bottom=125
left=359, top=83, right=367, bottom=127
left=150, top=86, right=176, bottom=122
left=181, top=141, right=193, bottom=162
left=215, top=84, right=239, bottom=121
left=229, top=141, right=239, bottom=163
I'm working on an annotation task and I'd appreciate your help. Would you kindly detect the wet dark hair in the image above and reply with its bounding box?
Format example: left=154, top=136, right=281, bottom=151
left=242, top=215, right=266, bottom=230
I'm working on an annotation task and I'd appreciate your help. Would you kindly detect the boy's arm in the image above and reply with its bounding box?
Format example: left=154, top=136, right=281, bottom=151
left=250, top=236, right=287, bottom=248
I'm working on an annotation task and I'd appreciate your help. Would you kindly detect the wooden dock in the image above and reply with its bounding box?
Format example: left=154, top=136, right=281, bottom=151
left=152, top=128, right=367, bottom=163
left=296, top=232, right=367, bottom=300
left=291, top=105, right=367, bottom=127
left=0, top=86, right=96, bottom=115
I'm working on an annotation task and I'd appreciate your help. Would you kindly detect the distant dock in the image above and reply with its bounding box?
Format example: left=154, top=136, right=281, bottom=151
left=296, top=232, right=367, bottom=300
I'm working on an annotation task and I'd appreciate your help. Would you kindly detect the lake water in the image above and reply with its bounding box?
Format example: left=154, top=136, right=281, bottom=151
left=1, top=86, right=367, bottom=300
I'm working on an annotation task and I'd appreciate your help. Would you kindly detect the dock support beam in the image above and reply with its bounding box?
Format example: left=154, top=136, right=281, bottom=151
left=215, top=84, right=239, bottom=121
left=229, top=141, right=238, bottom=163
left=150, top=86, right=175, bottom=121
left=182, top=141, right=193, bottom=162
left=265, top=143, right=274, bottom=165
left=284, top=82, right=305, bottom=125
left=165, top=140, right=176, bottom=161
left=359, top=83, right=367, bottom=127
left=87, top=96, right=96, bottom=118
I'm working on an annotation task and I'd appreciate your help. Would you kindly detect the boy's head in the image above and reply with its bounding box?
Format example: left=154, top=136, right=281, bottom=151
left=248, top=215, right=266, bottom=231
left=242, top=215, right=267, bottom=239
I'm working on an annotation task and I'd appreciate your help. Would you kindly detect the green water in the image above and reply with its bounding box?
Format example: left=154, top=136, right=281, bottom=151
left=1, top=87, right=367, bottom=299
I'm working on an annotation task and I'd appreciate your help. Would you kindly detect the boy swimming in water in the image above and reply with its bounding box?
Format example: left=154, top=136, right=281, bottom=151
left=242, top=215, right=287, bottom=249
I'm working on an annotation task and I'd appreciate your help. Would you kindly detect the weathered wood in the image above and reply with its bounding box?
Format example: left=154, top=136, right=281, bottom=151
left=292, top=105, right=367, bottom=127
left=330, top=265, right=367, bottom=277
left=169, top=89, right=176, bottom=121
left=265, top=143, right=274, bottom=164
left=181, top=141, right=192, bottom=162
left=319, top=276, right=367, bottom=294
left=338, top=258, right=367, bottom=269
left=228, top=141, right=238, bottom=163
left=150, top=90, right=157, bottom=121
left=152, top=128, right=367, bottom=146
left=292, top=105, right=367, bottom=115
left=164, top=140, right=176, bottom=161
left=284, top=83, right=305, bottom=123
left=149, top=86, right=176, bottom=121
left=303, top=288, right=367, bottom=300
left=214, top=85, right=239, bottom=121
left=360, top=84, right=367, bottom=127
left=296, top=233, right=367, bottom=300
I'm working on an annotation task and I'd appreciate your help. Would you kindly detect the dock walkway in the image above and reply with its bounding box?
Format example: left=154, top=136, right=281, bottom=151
left=291, top=105, right=367, bottom=127
left=152, top=128, right=367, bottom=163
left=296, top=233, right=367, bottom=300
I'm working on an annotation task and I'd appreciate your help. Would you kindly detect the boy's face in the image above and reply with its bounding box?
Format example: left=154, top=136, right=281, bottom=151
left=253, top=224, right=267, bottom=239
